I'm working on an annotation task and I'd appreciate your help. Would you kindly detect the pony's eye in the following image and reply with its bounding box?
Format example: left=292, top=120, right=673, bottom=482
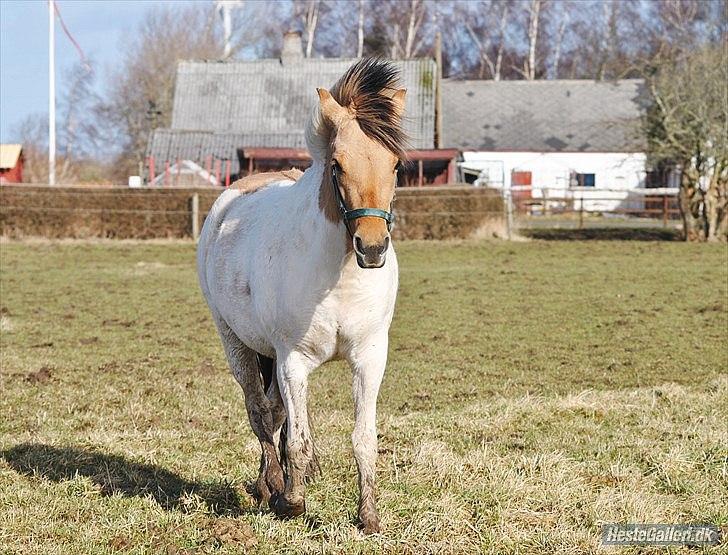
left=394, top=161, right=402, bottom=172
left=332, top=160, right=342, bottom=173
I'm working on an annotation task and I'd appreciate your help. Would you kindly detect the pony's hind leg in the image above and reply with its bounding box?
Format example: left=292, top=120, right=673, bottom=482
left=216, top=321, right=284, bottom=505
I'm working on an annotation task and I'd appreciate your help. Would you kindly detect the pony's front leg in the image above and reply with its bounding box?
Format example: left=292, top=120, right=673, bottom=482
left=350, top=334, right=388, bottom=535
left=270, top=351, right=316, bottom=519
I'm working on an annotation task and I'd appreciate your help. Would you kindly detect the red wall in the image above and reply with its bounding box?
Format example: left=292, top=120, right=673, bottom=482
left=0, top=158, right=23, bottom=183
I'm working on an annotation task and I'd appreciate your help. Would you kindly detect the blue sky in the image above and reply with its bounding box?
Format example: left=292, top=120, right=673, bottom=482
left=0, top=0, right=201, bottom=142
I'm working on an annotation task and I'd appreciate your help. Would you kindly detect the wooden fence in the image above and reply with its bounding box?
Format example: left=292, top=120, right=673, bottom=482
left=0, top=184, right=505, bottom=241
left=507, top=186, right=681, bottom=230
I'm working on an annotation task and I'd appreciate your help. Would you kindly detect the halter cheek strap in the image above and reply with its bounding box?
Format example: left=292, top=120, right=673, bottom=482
left=331, top=166, right=395, bottom=237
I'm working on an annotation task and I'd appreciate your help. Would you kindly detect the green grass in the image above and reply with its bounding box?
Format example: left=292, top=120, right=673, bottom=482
left=1, top=239, right=726, bottom=554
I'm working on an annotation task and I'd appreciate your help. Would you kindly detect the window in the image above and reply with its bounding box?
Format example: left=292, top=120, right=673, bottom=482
left=462, top=169, right=480, bottom=185
left=575, top=173, right=595, bottom=187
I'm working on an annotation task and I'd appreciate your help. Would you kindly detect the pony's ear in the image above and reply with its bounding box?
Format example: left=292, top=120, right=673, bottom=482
left=317, top=88, right=348, bottom=126
left=391, top=88, right=407, bottom=118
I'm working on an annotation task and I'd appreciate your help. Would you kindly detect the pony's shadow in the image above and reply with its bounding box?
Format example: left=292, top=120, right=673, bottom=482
left=1, top=443, right=243, bottom=516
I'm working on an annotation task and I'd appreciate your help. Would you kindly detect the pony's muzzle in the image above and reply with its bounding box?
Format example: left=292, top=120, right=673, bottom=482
left=353, top=234, right=390, bottom=269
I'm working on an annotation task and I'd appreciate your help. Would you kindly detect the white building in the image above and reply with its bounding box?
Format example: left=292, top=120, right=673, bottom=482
left=442, top=79, right=653, bottom=212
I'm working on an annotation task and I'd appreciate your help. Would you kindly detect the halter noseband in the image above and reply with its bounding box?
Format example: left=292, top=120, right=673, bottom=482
left=331, top=165, right=394, bottom=237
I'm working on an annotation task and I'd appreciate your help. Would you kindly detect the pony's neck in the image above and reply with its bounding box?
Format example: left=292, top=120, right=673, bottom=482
left=303, top=158, right=353, bottom=263
left=317, top=154, right=344, bottom=225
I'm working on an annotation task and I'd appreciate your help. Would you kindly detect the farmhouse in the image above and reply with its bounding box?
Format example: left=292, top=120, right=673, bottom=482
left=146, top=32, right=458, bottom=187
left=0, top=144, right=24, bottom=184
left=442, top=79, right=651, bottom=211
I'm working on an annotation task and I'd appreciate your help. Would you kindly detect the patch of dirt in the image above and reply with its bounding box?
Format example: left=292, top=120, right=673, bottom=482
left=102, top=318, right=134, bottom=327
left=79, top=336, right=99, bottom=345
left=30, top=341, right=54, bottom=348
left=25, top=366, right=53, bottom=384
left=587, top=474, right=624, bottom=488
left=160, top=338, right=180, bottom=347
left=98, top=361, right=120, bottom=373
left=696, top=302, right=724, bottom=314
left=108, top=535, right=131, bottom=552
left=209, top=518, right=258, bottom=549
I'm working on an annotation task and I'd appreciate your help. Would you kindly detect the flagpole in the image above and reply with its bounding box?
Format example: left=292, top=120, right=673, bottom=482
left=48, top=0, right=56, bottom=186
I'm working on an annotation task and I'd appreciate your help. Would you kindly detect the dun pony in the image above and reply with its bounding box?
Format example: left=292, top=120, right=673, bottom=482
left=197, top=58, right=406, bottom=534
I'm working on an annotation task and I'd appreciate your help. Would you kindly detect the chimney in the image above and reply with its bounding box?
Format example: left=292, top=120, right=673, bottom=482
left=281, top=31, right=304, bottom=65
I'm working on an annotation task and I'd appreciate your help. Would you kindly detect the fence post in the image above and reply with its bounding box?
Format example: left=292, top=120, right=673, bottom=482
left=191, top=193, right=200, bottom=241
left=148, top=156, right=155, bottom=185
left=504, top=186, right=514, bottom=240
left=579, top=194, right=584, bottom=230
left=662, top=194, right=668, bottom=228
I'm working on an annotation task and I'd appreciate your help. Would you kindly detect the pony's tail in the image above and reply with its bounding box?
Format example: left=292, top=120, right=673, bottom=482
left=256, top=354, right=320, bottom=481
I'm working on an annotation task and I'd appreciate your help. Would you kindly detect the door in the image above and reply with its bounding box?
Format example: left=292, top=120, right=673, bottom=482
left=511, top=170, right=532, bottom=211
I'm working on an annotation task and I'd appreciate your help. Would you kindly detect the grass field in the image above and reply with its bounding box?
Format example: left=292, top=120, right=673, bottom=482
left=1, top=239, right=726, bottom=554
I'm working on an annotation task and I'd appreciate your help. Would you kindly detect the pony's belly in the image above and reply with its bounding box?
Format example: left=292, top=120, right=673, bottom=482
left=236, top=330, right=276, bottom=359
left=215, top=293, right=277, bottom=358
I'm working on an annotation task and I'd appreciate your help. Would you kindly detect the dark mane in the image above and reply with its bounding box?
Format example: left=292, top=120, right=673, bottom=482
left=330, top=58, right=408, bottom=159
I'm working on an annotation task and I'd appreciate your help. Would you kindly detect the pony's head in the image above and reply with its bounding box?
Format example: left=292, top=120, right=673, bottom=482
left=310, top=58, right=407, bottom=269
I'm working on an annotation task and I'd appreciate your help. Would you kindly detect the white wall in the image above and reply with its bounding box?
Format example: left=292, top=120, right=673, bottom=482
left=460, top=151, right=648, bottom=211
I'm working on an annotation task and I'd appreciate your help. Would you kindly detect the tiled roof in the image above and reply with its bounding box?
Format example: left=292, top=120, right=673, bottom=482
left=442, top=79, right=648, bottom=152
left=146, top=57, right=436, bottom=173
left=170, top=57, right=436, bottom=149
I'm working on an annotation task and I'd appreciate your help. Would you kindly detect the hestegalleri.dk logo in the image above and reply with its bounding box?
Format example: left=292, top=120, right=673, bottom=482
left=601, top=524, right=721, bottom=546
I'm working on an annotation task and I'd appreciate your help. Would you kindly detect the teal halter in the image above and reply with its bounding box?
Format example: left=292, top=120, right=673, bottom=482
left=331, top=165, right=394, bottom=237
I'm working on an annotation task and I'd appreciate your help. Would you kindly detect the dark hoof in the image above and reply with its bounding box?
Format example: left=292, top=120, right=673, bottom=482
left=254, top=479, right=271, bottom=506
left=360, top=520, right=381, bottom=535
left=269, top=492, right=306, bottom=519
left=359, top=506, right=381, bottom=535
left=245, top=478, right=270, bottom=506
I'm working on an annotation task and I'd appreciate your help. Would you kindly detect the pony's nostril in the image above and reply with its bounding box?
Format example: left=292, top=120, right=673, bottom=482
left=354, top=236, right=364, bottom=254
left=382, top=235, right=390, bottom=252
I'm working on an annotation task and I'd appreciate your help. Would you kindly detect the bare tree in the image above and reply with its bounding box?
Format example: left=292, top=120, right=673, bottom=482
left=11, top=60, right=105, bottom=184
left=371, top=0, right=430, bottom=60
left=404, top=0, right=426, bottom=58
left=357, top=0, right=365, bottom=57
left=226, top=1, right=284, bottom=59
left=644, top=45, right=727, bottom=241
left=551, top=10, right=568, bottom=79
left=291, top=0, right=321, bottom=58
left=465, top=21, right=496, bottom=79
left=494, top=2, right=509, bottom=81
left=524, top=0, right=541, bottom=80
left=304, top=0, right=320, bottom=58
left=58, top=62, right=101, bottom=182
left=449, top=0, right=510, bottom=80
left=99, top=3, right=223, bottom=180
